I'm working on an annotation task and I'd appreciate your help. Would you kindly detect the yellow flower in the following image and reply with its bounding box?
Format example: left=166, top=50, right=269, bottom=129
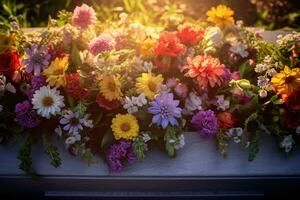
left=99, top=75, right=122, bottom=101
left=206, top=5, right=234, bottom=27
left=140, top=37, right=155, bottom=59
left=136, top=72, right=163, bottom=100
left=111, top=114, right=139, bottom=140
left=43, top=56, right=68, bottom=87
left=271, top=66, right=300, bottom=95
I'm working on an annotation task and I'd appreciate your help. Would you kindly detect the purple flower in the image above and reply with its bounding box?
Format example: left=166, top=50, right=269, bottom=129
left=27, top=75, right=47, bottom=99
left=22, top=44, right=51, bottom=76
left=89, top=34, right=116, bottom=55
left=107, top=140, right=136, bottom=172
left=60, top=111, right=84, bottom=134
left=148, top=93, right=182, bottom=129
left=191, top=109, right=217, bottom=137
left=15, top=100, right=40, bottom=128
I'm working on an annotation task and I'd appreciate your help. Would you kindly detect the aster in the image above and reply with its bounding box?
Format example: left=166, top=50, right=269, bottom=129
left=22, top=44, right=51, bottom=76
left=148, top=93, right=182, bottom=129
left=72, top=4, right=97, bottom=30
left=60, top=111, right=85, bottom=135
left=191, top=109, right=218, bottom=137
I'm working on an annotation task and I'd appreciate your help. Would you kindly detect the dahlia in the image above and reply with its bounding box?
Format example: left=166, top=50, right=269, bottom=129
left=72, top=4, right=97, bottom=30
left=184, top=54, right=227, bottom=89
left=177, top=25, right=205, bottom=46
left=154, top=32, right=185, bottom=57
left=0, top=51, right=20, bottom=79
left=191, top=110, right=218, bottom=137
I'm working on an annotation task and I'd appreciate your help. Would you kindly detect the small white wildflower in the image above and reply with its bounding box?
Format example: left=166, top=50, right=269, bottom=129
left=245, top=141, right=250, bottom=148
left=233, top=137, right=241, bottom=144
left=229, top=42, right=249, bottom=58
left=254, top=63, right=269, bottom=73
left=228, top=127, right=243, bottom=137
left=216, top=95, right=230, bottom=111
left=280, top=135, right=295, bottom=153
left=174, top=134, right=185, bottom=150
left=82, top=114, right=94, bottom=128
left=65, top=136, right=76, bottom=145
left=183, top=92, right=203, bottom=115
left=257, top=76, right=269, bottom=88
left=142, top=133, right=151, bottom=143
left=158, top=84, right=170, bottom=94
left=123, top=97, right=138, bottom=114
left=133, top=93, right=147, bottom=107
left=259, top=89, right=268, bottom=98
left=266, top=68, right=278, bottom=77
left=74, top=133, right=81, bottom=141
left=55, top=126, right=63, bottom=137
left=119, top=12, right=128, bottom=23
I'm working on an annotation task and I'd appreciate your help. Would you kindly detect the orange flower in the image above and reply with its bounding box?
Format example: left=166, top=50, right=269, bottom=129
left=154, top=32, right=185, bottom=57
left=217, top=112, right=235, bottom=129
left=177, top=25, right=204, bottom=46
left=184, top=54, right=227, bottom=89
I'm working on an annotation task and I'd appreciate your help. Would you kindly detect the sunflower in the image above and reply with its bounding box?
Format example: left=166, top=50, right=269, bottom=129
left=99, top=75, right=122, bottom=101
left=206, top=5, right=234, bottom=27
left=43, top=56, right=68, bottom=87
left=111, top=114, right=139, bottom=140
left=136, top=72, right=163, bottom=100
left=271, top=66, right=300, bottom=95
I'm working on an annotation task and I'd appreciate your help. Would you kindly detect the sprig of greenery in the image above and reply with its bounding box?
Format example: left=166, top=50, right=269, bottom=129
left=43, top=135, right=61, bottom=168
left=133, top=134, right=147, bottom=161
left=17, top=136, right=37, bottom=179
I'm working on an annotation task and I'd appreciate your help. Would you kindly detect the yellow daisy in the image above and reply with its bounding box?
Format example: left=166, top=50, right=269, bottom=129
left=43, top=56, right=68, bottom=87
left=99, top=75, right=122, bottom=101
left=206, top=5, right=234, bottom=27
left=111, top=114, right=139, bottom=140
left=136, top=72, right=163, bottom=100
left=271, top=66, right=300, bottom=95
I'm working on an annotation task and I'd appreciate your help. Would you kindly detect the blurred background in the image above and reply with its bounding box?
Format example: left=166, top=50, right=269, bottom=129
left=0, top=0, right=299, bottom=30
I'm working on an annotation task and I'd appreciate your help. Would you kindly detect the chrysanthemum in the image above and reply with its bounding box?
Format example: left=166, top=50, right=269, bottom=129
left=177, top=25, right=205, bottom=46
left=206, top=5, right=234, bottom=27
left=148, top=93, right=182, bottom=129
left=271, top=66, right=300, bottom=96
left=15, top=100, right=40, bottom=128
left=99, top=75, right=122, bottom=101
left=184, top=54, right=227, bottom=89
left=43, top=56, right=68, bottom=88
left=32, top=86, right=65, bottom=119
left=89, top=34, right=116, bottom=55
left=71, top=4, right=97, bottom=30
left=22, top=44, right=51, bottom=76
left=111, top=114, right=139, bottom=140
left=191, top=109, right=218, bottom=137
left=136, top=72, right=164, bottom=100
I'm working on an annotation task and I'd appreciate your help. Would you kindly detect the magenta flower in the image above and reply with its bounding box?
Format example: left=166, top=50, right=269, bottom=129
left=191, top=109, right=217, bottom=137
left=72, top=4, right=97, bottom=30
left=15, top=101, right=40, bottom=128
left=89, top=34, right=116, bottom=55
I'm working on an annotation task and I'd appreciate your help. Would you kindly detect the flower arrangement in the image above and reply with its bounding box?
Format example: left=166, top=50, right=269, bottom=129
left=0, top=4, right=299, bottom=177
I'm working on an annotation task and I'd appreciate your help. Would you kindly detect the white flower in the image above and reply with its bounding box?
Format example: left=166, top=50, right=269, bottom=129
left=266, top=68, right=277, bottom=77
left=204, top=26, right=223, bottom=47
left=229, top=42, right=249, bottom=58
left=254, top=63, right=269, bottom=73
left=183, top=92, right=203, bottom=115
left=142, top=133, right=151, bottom=143
left=65, top=136, right=76, bottom=145
left=122, top=93, right=148, bottom=114
left=227, top=127, right=243, bottom=137
left=83, top=114, right=94, bottom=128
left=216, top=95, right=230, bottom=111
left=259, top=89, right=268, bottom=98
left=132, top=93, right=147, bottom=107
left=55, top=126, right=63, bottom=137
left=32, top=86, right=65, bottom=119
left=280, top=135, right=295, bottom=153
left=174, top=134, right=185, bottom=150
left=296, top=126, right=300, bottom=135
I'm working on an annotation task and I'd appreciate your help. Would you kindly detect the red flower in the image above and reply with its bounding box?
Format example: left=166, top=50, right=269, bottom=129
left=284, top=90, right=300, bottom=128
left=48, top=44, right=67, bottom=61
left=184, top=54, right=227, bottom=89
left=96, top=93, right=120, bottom=111
left=177, top=25, right=204, bottom=46
left=217, top=112, right=235, bottom=129
left=65, top=73, right=88, bottom=100
left=154, top=32, right=185, bottom=57
left=0, top=51, right=20, bottom=79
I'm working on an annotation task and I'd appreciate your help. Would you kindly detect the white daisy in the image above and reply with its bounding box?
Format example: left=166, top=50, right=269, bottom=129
left=32, top=86, right=65, bottom=119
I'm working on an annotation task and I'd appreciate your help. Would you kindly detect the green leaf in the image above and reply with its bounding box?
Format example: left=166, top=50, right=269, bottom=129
left=133, top=135, right=146, bottom=161
left=17, top=137, right=37, bottom=179
left=248, top=130, right=261, bottom=161
left=164, top=127, right=177, bottom=158
left=101, top=129, right=113, bottom=149
left=43, top=135, right=61, bottom=168
left=70, top=42, right=82, bottom=67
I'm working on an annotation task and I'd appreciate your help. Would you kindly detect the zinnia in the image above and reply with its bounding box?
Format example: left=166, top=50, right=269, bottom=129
left=0, top=51, right=20, bottom=79
left=72, top=4, right=97, bottom=30
left=154, top=32, right=185, bottom=57
left=177, top=25, right=204, bottom=46
left=184, top=54, right=227, bottom=89
left=65, top=73, right=88, bottom=100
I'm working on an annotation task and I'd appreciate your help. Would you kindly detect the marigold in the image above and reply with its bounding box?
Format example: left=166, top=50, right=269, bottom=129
left=271, top=66, right=300, bottom=96
left=136, top=72, right=163, bottom=100
left=139, top=36, right=155, bottom=59
left=111, top=114, right=139, bottom=140
left=206, top=5, right=234, bottom=27
left=184, top=55, right=227, bottom=89
left=154, top=32, right=185, bottom=57
left=99, top=75, right=122, bottom=101
left=43, top=56, right=68, bottom=87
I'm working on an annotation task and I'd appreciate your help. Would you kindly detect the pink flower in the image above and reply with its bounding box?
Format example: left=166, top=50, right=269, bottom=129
left=89, top=34, right=116, bottom=55
left=166, top=78, right=179, bottom=89
left=72, top=4, right=97, bottom=30
left=174, top=83, right=188, bottom=99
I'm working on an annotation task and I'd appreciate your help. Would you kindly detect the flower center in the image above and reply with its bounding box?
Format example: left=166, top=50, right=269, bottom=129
left=148, top=80, right=157, bottom=92
left=285, top=76, right=296, bottom=84
left=108, top=81, right=116, bottom=92
left=42, top=96, right=54, bottom=107
left=69, top=117, right=79, bottom=126
left=121, top=122, right=131, bottom=132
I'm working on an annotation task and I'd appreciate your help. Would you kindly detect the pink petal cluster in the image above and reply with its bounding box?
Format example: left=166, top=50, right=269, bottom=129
left=89, top=34, right=116, bottom=55
left=72, top=4, right=97, bottom=30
